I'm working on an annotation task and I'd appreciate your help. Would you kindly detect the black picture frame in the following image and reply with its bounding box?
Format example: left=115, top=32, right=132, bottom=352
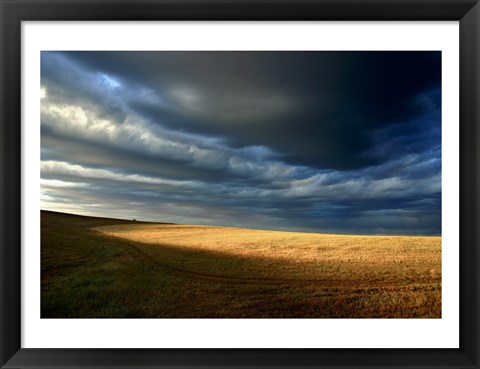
left=1, top=0, right=479, bottom=368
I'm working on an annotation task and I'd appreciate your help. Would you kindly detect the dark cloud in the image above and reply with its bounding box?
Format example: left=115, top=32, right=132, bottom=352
left=45, top=51, right=440, bottom=170
left=40, top=51, right=441, bottom=235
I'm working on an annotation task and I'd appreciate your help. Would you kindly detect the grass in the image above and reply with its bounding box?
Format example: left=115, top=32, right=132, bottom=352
left=41, top=210, right=441, bottom=318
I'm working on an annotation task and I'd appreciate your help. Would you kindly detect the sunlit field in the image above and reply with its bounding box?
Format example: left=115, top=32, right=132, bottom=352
left=42, top=210, right=441, bottom=318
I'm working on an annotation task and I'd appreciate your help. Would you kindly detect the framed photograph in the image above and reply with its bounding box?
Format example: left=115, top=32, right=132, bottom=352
left=1, top=0, right=479, bottom=368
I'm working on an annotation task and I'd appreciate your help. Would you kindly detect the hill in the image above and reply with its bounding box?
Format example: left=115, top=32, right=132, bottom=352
left=41, top=210, right=441, bottom=318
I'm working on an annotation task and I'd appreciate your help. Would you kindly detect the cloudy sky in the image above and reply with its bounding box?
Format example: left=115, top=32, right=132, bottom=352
left=41, top=51, right=441, bottom=235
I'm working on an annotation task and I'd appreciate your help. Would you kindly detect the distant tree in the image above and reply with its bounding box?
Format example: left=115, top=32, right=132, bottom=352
left=133, top=219, right=136, bottom=222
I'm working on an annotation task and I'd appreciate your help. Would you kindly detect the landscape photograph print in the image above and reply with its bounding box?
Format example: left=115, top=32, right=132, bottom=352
left=41, top=51, right=441, bottom=318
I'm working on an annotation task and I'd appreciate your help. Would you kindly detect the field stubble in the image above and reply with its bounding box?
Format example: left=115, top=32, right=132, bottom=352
left=42, top=211, right=441, bottom=318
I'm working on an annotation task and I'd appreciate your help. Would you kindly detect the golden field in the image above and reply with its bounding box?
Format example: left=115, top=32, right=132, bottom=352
left=42, top=210, right=441, bottom=318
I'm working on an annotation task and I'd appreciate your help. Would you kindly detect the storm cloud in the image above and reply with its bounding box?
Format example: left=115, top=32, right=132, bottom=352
left=41, top=51, right=441, bottom=235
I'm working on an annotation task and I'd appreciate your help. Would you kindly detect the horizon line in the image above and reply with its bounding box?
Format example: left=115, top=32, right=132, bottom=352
left=40, top=208, right=442, bottom=238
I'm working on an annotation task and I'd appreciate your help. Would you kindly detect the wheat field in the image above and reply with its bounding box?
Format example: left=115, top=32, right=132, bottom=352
left=42, top=211, right=441, bottom=318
